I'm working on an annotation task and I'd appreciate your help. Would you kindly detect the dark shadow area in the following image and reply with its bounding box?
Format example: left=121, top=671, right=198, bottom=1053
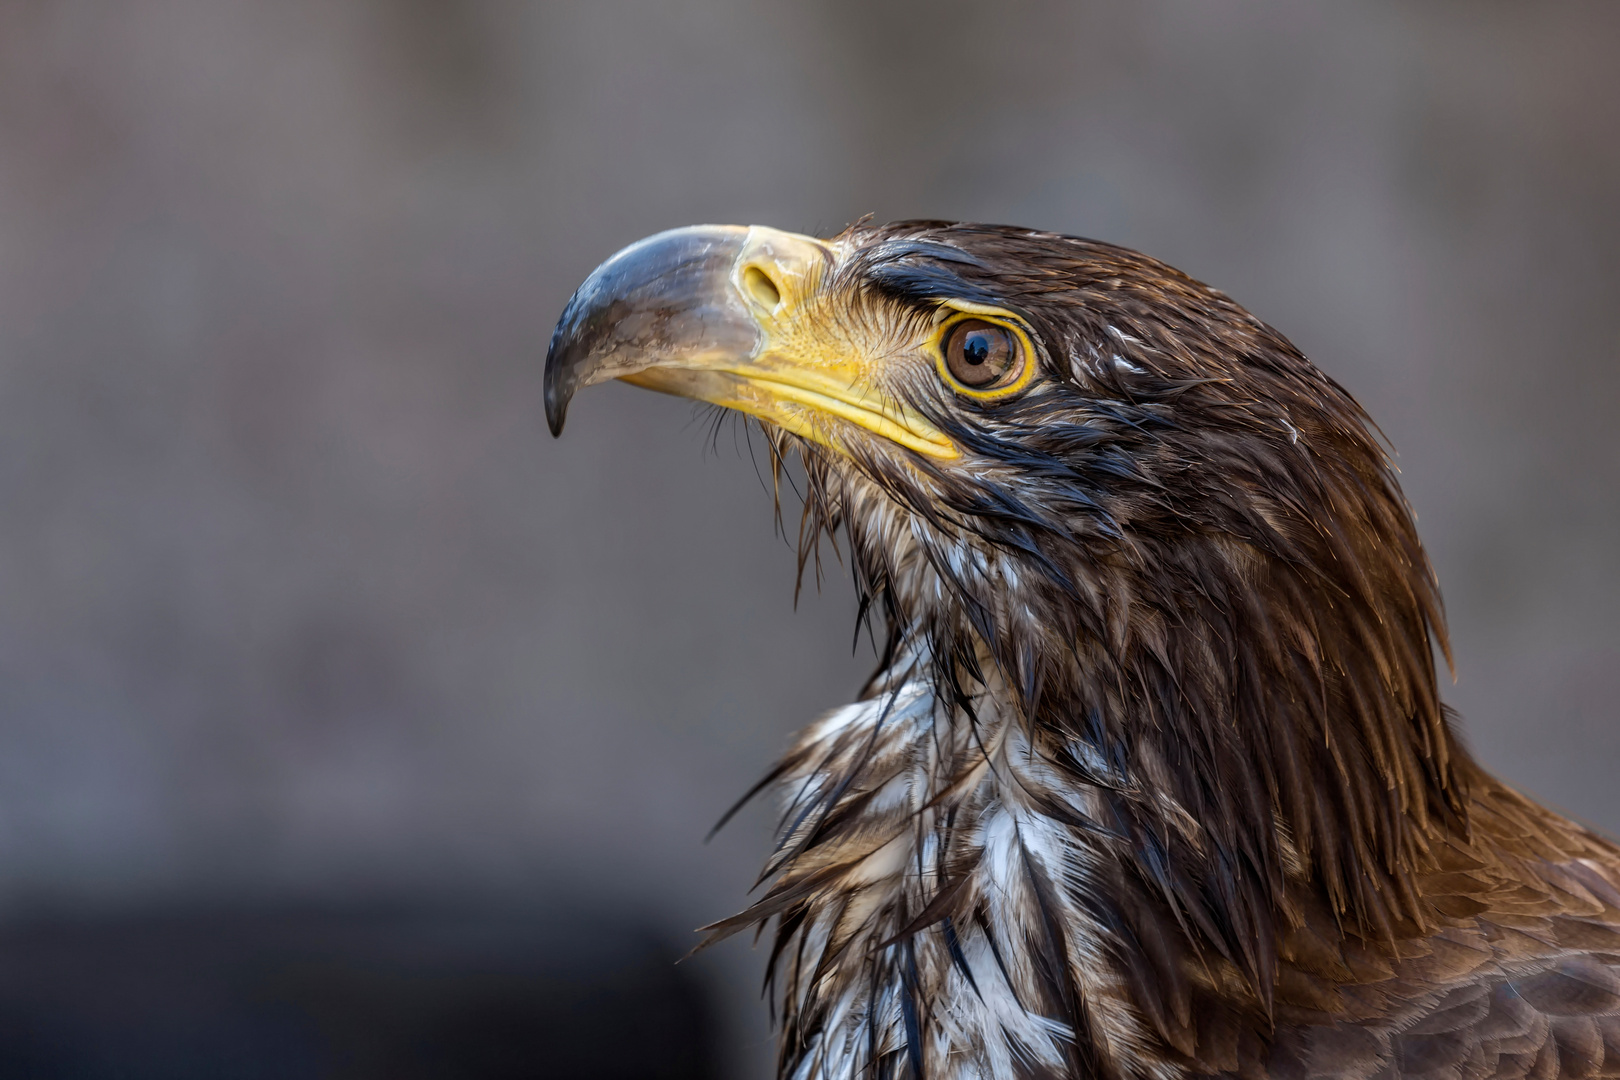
left=0, top=904, right=717, bottom=1080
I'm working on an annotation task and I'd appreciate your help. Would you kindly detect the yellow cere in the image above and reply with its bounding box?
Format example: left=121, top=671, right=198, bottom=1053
left=619, top=225, right=962, bottom=460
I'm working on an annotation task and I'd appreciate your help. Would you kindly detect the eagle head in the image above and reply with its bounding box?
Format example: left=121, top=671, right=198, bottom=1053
left=545, top=221, right=1482, bottom=1078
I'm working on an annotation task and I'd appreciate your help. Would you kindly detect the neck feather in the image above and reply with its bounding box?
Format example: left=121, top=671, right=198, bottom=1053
left=715, top=427, right=1477, bottom=1079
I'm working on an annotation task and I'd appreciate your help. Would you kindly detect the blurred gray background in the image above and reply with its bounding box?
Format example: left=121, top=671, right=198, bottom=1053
left=0, top=2, right=1616, bottom=1076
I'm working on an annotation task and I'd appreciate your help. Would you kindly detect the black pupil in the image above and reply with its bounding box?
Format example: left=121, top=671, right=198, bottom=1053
left=945, top=319, right=1017, bottom=389
left=963, top=332, right=992, bottom=366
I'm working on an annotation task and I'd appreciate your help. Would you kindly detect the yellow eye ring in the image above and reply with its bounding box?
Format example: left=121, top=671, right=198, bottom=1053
left=927, top=304, right=1038, bottom=400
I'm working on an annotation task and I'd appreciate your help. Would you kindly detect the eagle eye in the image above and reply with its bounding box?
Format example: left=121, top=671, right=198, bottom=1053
left=940, top=318, right=1027, bottom=395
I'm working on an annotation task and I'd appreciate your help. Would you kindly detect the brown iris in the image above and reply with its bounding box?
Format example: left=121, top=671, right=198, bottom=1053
left=943, top=319, right=1023, bottom=391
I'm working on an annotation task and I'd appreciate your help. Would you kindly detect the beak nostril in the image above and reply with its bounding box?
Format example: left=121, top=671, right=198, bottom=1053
left=741, top=264, right=783, bottom=311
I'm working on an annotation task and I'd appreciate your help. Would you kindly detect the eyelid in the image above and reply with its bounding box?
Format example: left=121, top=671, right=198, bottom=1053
left=927, top=305, right=1038, bottom=400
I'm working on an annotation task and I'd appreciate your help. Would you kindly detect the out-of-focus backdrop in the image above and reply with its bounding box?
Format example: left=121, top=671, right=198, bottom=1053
left=0, top=3, right=1616, bottom=1077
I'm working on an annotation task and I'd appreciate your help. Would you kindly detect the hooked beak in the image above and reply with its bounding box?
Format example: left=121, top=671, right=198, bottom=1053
left=543, top=225, right=958, bottom=459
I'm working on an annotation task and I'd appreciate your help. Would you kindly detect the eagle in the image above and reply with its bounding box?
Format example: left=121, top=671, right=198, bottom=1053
left=543, top=221, right=1620, bottom=1080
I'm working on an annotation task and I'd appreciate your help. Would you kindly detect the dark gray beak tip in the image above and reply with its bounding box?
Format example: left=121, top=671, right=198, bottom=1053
left=544, top=390, right=567, bottom=438
left=541, top=225, right=756, bottom=442
left=543, top=325, right=572, bottom=437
